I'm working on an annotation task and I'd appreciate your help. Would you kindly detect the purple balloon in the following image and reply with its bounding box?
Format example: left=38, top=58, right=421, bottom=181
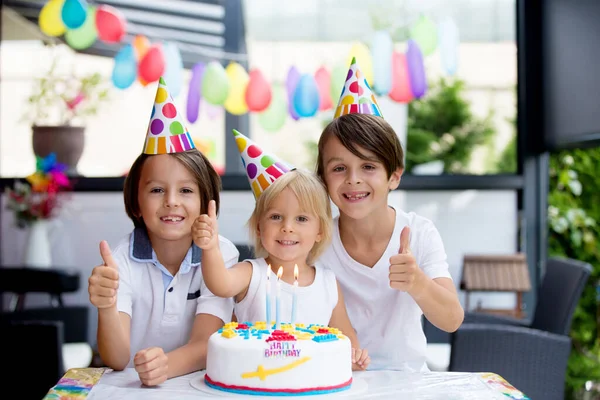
left=186, top=62, right=205, bottom=124
left=406, top=40, right=427, bottom=98
left=286, top=66, right=301, bottom=120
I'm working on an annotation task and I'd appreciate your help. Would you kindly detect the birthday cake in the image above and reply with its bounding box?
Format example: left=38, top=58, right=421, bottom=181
left=205, top=321, right=352, bottom=396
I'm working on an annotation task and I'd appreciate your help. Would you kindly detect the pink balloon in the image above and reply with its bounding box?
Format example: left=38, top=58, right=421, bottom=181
left=138, top=43, right=165, bottom=83
left=245, top=69, right=272, bottom=112
left=389, top=51, right=414, bottom=103
left=314, top=67, right=332, bottom=111
left=95, top=5, right=126, bottom=43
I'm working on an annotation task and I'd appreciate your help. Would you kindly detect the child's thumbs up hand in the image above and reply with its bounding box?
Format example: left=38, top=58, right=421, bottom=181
left=88, top=240, right=119, bottom=309
left=193, top=200, right=220, bottom=251
left=389, top=226, right=425, bottom=296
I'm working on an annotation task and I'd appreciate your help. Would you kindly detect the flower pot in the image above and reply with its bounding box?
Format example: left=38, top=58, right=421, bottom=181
left=32, top=125, right=85, bottom=176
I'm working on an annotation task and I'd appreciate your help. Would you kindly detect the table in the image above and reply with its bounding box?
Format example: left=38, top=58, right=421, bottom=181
left=43, top=368, right=530, bottom=399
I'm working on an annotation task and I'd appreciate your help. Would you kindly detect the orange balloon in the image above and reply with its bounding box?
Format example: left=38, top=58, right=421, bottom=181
left=132, top=35, right=150, bottom=60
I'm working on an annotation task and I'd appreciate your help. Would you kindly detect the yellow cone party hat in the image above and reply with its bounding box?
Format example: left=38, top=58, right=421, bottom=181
left=232, top=129, right=294, bottom=199
left=334, top=57, right=383, bottom=119
left=143, top=77, right=195, bottom=154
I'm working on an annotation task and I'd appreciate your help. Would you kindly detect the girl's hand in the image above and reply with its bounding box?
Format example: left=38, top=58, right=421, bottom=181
left=192, top=200, right=219, bottom=251
left=134, top=347, right=168, bottom=386
left=352, top=348, right=370, bottom=371
left=88, top=241, right=119, bottom=309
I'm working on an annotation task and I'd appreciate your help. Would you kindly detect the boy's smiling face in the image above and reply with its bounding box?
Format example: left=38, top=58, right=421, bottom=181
left=137, top=154, right=201, bottom=244
left=321, top=136, right=402, bottom=220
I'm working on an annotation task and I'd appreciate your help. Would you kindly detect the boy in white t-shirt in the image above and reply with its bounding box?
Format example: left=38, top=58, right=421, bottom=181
left=315, top=59, right=464, bottom=371
left=87, top=78, right=238, bottom=386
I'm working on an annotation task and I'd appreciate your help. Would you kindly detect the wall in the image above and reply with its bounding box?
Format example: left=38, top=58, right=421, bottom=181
left=1, top=189, right=517, bottom=346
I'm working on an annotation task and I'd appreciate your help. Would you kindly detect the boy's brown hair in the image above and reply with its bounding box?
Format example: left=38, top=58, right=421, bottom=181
left=247, top=169, right=333, bottom=265
left=123, top=149, right=221, bottom=228
left=316, top=113, right=404, bottom=181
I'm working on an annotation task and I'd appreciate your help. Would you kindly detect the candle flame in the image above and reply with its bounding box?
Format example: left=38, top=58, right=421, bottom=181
left=294, top=264, right=298, bottom=280
left=277, top=266, right=283, bottom=280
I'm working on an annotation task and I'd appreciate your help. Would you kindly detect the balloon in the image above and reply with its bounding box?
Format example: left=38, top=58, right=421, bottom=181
left=388, top=51, right=413, bottom=103
left=329, top=64, right=347, bottom=106
left=61, top=0, right=87, bottom=29
left=410, top=15, right=438, bottom=56
left=406, top=40, right=427, bottom=98
left=370, top=30, right=393, bottom=95
left=95, top=4, right=126, bottom=43
left=439, top=17, right=460, bottom=76
left=39, top=0, right=66, bottom=37
left=293, top=74, right=320, bottom=118
left=138, top=43, right=165, bottom=83
left=245, top=69, right=272, bottom=112
left=132, top=35, right=150, bottom=60
left=258, top=85, right=287, bottom=133
left=64, top=6, right=96, bottom=50
left=314, top=67, right=332, bottom=111
left=162, top=42, right=183, bottom=97
left=285, top=67, right=301, bottom=120
left=186, top=63, right=204, bottom=124
left=192, top=137, right=217, bottom=160
left=223, top=62, right=249, bottom=115
left=202, top=62, right=230, bottom=105
left=111, top=44, right=137, bottom=89
left=347, top=42, right=373, bottom=85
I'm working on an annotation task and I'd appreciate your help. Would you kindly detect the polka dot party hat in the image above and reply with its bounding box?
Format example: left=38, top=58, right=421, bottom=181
left=143, top=77, right=196, bottom=154
left=232, top=129, right=294, bottom=199
left=334, top=57, right=383, bottom=119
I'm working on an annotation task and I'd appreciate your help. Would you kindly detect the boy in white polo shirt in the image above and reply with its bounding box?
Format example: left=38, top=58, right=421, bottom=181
left=88, top=77, right=238, bottom=386
left=315, top=59, right=464, bottom=371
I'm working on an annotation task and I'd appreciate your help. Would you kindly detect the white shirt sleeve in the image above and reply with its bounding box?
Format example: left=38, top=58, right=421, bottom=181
left=195, top=236, right=240, bottom=323
left=114, top=239, right=134, bottom=317
left=417, top=220, right=453, bottom=280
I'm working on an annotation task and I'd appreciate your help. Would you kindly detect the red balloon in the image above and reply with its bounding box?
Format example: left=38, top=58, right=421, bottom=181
left=95, top=5, right=126, bottom=43
left=389, top=51, right=414, bottom=103
left=245, top=69, right=272, bottom=112
left=138, top=44, right=165, bottom=83
left=314, top=66, right=332, bottom=111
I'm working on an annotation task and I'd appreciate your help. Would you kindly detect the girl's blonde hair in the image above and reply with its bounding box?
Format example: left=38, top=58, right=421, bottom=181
left=248, top=169, right=333, bottom=265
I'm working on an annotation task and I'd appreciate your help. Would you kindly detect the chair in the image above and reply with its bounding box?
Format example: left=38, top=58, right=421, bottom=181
left=448, top=257, right=593, bottom=400
left=2, top=320, right=65, bottom=399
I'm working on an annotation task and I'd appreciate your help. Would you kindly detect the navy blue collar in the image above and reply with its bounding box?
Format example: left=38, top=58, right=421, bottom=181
left=129, top=227, right=201, bottom=267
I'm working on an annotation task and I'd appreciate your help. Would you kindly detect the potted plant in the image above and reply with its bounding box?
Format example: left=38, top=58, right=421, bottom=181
left=23, top=57, right=110, bottom=176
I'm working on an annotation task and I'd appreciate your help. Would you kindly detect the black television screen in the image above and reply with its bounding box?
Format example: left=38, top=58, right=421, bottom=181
left=543, top=0, right=600, bottom=150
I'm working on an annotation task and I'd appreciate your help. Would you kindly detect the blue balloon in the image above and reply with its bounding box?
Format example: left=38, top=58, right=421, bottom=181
left=371, top=30, right=393, bottom=95
left=162, top=42, right=184, bottom=97
left=111, top=44, right=137, bottom=90
left=293, top=74, right=320, bottom=118
left=61, top=0, right=88, bottom=29
left=439, top=18, right=460, bottom=76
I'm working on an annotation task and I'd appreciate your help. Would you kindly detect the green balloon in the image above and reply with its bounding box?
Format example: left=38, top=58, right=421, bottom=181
left=65, top=7, right=97, bottom=50
left=410, top=15, right=438, bottom=56
left=329, top=65, right=347, bottom=106
left=258, top=85, right=287, bottom=133
left=202, top=62, right=230, bottom=105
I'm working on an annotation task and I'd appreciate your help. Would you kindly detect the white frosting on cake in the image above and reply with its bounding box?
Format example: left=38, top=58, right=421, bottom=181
left=205, top=322, right=352, bottom=394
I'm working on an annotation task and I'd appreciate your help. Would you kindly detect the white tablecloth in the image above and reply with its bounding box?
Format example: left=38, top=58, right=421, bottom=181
left=81, top=368, right=528, bottom=399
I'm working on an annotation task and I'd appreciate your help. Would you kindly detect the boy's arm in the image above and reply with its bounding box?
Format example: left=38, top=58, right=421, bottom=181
left=164, top=313, right=223, bottom=378
left=389, top=226, right=464, bottom=332
left=97, top=308, right=131, bottom=370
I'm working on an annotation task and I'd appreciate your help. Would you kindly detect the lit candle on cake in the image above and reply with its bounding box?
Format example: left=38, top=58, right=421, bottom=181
left=291, top=264, right=298, bottom=325
left=275, top=266, right=283, bottom=330
left=266, top=265, right=272, bottom=329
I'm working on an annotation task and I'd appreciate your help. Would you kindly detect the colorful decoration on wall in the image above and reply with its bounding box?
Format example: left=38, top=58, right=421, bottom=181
left=36, top=0, right=460, bottom=131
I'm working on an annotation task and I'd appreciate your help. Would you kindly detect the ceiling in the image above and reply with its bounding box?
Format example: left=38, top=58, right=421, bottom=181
left=2, top=0, right=248, bottom=68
